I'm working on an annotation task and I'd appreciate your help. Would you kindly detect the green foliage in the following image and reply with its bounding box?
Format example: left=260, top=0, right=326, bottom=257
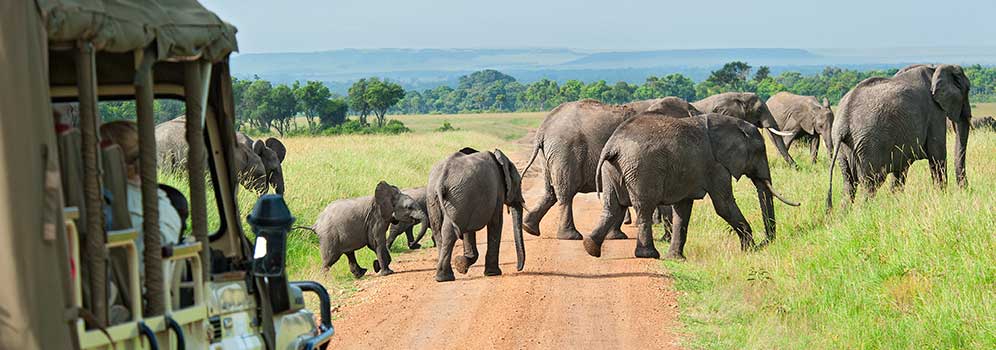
left=317, top=118, right=411, bottom=136
left=347, top=78, right=371, bottom=124
left=98, top=99, right=185, bottom=124
left=364, top=78, right=406, bottom=127
left=294, top=80, right=333, bottom=131
left=435, top=121, right=458, bottom=132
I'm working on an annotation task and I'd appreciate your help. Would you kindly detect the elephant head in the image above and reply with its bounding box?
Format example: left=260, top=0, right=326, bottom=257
left=235, top=133, right=287, bottom=195
left=930, top=64, right=972, bottom=186
left=644, top=97, right=701, bottom=118
left=695, top=93, right=795, bottom=165
left=812, top=98, right=835, bottom=154
left=706, top=115, right=800, bottom=243
left=374, top=181, right=423, bottom=226
left=491, top=149, right=526, bottom=271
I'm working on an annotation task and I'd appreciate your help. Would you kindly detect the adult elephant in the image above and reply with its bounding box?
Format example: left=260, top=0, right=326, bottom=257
left=521, top=98, right=699, bottom=240
left=156, top=116, right=287, bottom=195
left=426, top=148, right=526, bottom=282
left=692, top=92, right=796, bottom=168
left=827, top=64, right=971, bottom=208
left=583, top=112, right=800, bottom=260
left=765, top=92, right=835, bottom=165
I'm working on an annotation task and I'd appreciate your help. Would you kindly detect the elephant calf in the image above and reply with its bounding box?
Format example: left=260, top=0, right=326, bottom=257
left=313, top=181, right=424, bottom=278
left=584, top=112, right=800, bottom=260
left=427, top=148, right=526, bottom=282
left=766, top=92, right=835, bottom=165
left=387, top=187, right=432, bottom=249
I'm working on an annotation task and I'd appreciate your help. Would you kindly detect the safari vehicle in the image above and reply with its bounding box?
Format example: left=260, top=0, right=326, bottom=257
left=0, top=0, right=333, bottom=349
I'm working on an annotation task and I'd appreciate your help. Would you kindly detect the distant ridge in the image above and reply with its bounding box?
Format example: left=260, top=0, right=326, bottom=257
left=560, top=48, right=821, bottom=68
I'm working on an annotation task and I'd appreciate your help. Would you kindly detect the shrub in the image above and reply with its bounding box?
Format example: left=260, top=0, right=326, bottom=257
left=435, top=121, right=459, bottom=132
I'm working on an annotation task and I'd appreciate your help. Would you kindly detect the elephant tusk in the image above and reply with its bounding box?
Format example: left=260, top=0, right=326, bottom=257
left=767, top=128, right=795, bottom=137
left=765, top=180, right=800, bottom=207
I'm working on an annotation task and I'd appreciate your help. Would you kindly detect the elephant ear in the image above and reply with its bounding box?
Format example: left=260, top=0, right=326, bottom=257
left=492, top=149, right=524, bottom=206
left=931, top=65, right=971, bottom=122
left=706, top=116, right=751, bottom=180
left=264, top=138, right=286, bottom=163
left=822, top=98, right=830, bottom=109
left=373, top=181, right=397, bottom=223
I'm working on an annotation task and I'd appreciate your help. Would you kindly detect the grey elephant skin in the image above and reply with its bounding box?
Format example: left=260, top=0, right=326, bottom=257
left=583, top=112, right=800, bottom=260
left=765, top=92, right=835, bottom=165
left=387, top=187, right=432, bottom=250
left=520, top=98, right=698, bottom=241
left=692, top=92, right=796, bottom=168
left=156, top=116, right=287, bottom=195
left=312, top=181, right=423, bottom=278
left=426, top=148, right=526, bottom=282
left=828, top=64, right=972, bottom=209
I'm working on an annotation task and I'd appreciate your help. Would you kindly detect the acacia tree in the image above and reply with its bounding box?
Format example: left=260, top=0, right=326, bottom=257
left=294, top=80, right=331, bottom=132
left=365, top=78, right=405, bottom=127
left=244, top=79, right=273, bottom=131
left=348, top=78, right=371, bottom=125
left=266, top=84, right=298, bottom=136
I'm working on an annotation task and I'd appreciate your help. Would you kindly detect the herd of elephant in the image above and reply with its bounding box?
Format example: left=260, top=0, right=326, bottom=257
left=156, top=64, right=980, bottom=283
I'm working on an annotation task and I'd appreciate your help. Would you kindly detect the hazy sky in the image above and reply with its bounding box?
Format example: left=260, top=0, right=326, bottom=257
left=202, top=0, right=996, bottom=53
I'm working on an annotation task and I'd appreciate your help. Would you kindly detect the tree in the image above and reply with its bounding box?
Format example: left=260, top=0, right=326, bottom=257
left=365, top=78, right=405, bottom=127
left=318, top=97, right=348, bottom=128
left=244, top=79, right=273, bottom=131
left=266, top=84, right=298, bottom=136
left=348, top=78, right=371, bottom=125
left=754, top=66, right=771, bottom=82
left=602, top=81, right=635, bottom=104
left=524, top=79, right=560, bottom=110
left=560, top=79, right=584, bottom=103
left=581, top=80, right=610, bottom=101
left=707, top=61, right=753, bottom=91
left=294, top=80, right=332, bottom=131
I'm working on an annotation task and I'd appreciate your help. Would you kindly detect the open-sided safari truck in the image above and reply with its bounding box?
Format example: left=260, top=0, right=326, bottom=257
left=0, top=0, right=334, bottom=349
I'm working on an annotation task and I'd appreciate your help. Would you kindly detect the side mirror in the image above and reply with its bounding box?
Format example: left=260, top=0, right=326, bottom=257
left=247, top=194, right=294, bottom=277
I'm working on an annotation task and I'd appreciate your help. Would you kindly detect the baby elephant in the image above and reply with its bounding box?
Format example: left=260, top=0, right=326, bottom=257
left=387, top=187, right=432, bottom=250
left=313, top=181, right=424, bottom=278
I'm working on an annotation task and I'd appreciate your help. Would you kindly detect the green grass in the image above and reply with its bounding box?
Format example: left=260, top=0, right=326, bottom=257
left=664, top=108, right=996, bottom=348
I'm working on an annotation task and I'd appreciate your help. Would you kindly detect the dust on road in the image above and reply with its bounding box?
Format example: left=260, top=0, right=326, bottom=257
left=325, top=133, right=683, bottom=349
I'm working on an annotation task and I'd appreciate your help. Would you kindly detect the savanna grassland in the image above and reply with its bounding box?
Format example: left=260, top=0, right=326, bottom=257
left=166, top=105, right=992, bottom=349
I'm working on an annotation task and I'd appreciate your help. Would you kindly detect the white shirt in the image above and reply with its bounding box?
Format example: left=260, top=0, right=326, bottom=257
left=126, top=183, right=183, bottom=256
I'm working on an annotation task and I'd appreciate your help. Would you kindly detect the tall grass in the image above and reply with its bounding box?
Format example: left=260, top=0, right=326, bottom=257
left=664, top=125, right=995, bottom=349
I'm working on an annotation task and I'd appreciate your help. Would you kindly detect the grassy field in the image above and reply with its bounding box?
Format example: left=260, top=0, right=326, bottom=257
left=165, top=107, right=992, bottom=347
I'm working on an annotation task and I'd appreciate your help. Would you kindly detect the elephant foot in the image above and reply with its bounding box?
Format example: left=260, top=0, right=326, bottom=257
left=664, top=251, right=686, bottom=261
left=372, top=260, right=381, bottom=273
left=351, top=267, right=368, bottom=279
left=634, top=245, right=661, bottom=259
left=606, top=229, right=628, bottom=240
left=453, top=255, right=473, bottom=274
left=435, top=270, right=455, bottom=282
left=408, top=243, right=422, bottom=250
left=377, top=268, right=395, bottom=276
left=484, top=266, right=502, bottom=276
left=557, top=228, right=583, bottom=240
left=522, top=219, right=542, bottom=237
left=582, top=236, right=602, bottom=258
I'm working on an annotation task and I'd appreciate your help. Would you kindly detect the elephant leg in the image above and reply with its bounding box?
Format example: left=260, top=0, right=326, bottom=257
left=454, top=231, right=478, bottom=274
left=926, top=135, right=948, bottom=189
left=838, top=147, right=858, bottom=205
left=665, top=200, right=693, bottom=260
left=862, top=171, right=887, bottom=198
left=409, top=223, right=427, bottom=249
left=435, top=219, right=458, bottom=282
left=582, top=190, right=627, bottom=257
left=657, top=205, right=673, bottom=242
left=810, top=136, right=820, bottom=164
left=322, top=251, right=343, bottom=272
left=374, top=239, right=394, bottom=276
left=709, top=186, right=755, bottom=252
left=523, top=176, right=556, bottom=236
left=386, top=224, right=404, bottom=249
left=891, top=166, right=909, bottom=193
left=484, top=209, right=503, bottom=276
left=556, top=189, right=583, bottom=240
left=633, top=206, right=661, bottom=259
left=623, top=209, right=632, bottom=225
left=344, top=252, right=367, bottom=279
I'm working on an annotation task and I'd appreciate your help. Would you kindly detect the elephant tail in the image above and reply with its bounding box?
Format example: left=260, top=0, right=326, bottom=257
left=595, top=147, right=616, bottom=200
left=293, top=225, right=317, bottom=234
left=520, top=137, right=543, bottom=176
left=826, top=140, right=843, bottom=212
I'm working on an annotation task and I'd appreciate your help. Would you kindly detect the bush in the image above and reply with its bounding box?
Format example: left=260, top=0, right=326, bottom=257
left=435, top=121, right=459, bottom=132
left=319, top=118, right=411, bottom=136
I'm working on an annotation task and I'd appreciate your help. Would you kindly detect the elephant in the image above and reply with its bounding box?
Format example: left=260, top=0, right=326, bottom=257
left=971, top=116, right=995, bottom=132
left=692, top=92, right=796, bottom=168
left=156, top=116, right=287, bottom=195
left=520, top=97, right=699, bottom=240
left=386, top=187, right=432, bottom=250
left=582, top=112, right=800, bottom=260
left=312, top=181, right=424, bottom=278
left=827, top=64, right=972, bottom=209
left=765, top=92, right=835, bottom=165
left=426, top=147, right=526, bottom=282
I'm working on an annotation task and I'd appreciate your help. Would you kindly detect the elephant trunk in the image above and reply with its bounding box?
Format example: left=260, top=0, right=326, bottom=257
left=510, top=205, right=526, bottom=271
left=759, top=107, right=796, bottom=167
left=953, top=118, right=970, bottom=188
left=269, top=171, right=285, bottom=195
left=751, top=178, right=777, bottom=245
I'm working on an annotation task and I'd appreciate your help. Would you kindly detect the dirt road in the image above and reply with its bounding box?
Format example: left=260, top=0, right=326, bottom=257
left=325, top=135, right=682, bottom=349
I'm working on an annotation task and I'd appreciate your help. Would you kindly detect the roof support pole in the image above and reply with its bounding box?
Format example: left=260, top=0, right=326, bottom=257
left=184, top=60, right=212, bottom=283
left=76, top=41, right=107, bottom=327
left=134, top=48, right=165, bottom=316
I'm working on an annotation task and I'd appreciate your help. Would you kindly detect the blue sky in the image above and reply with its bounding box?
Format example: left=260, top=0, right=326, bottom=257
left=202, top=0, right=996, bottom=53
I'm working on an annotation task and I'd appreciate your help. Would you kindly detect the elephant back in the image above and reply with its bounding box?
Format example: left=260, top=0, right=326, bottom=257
left=154, top=116, right=190, bottom=173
